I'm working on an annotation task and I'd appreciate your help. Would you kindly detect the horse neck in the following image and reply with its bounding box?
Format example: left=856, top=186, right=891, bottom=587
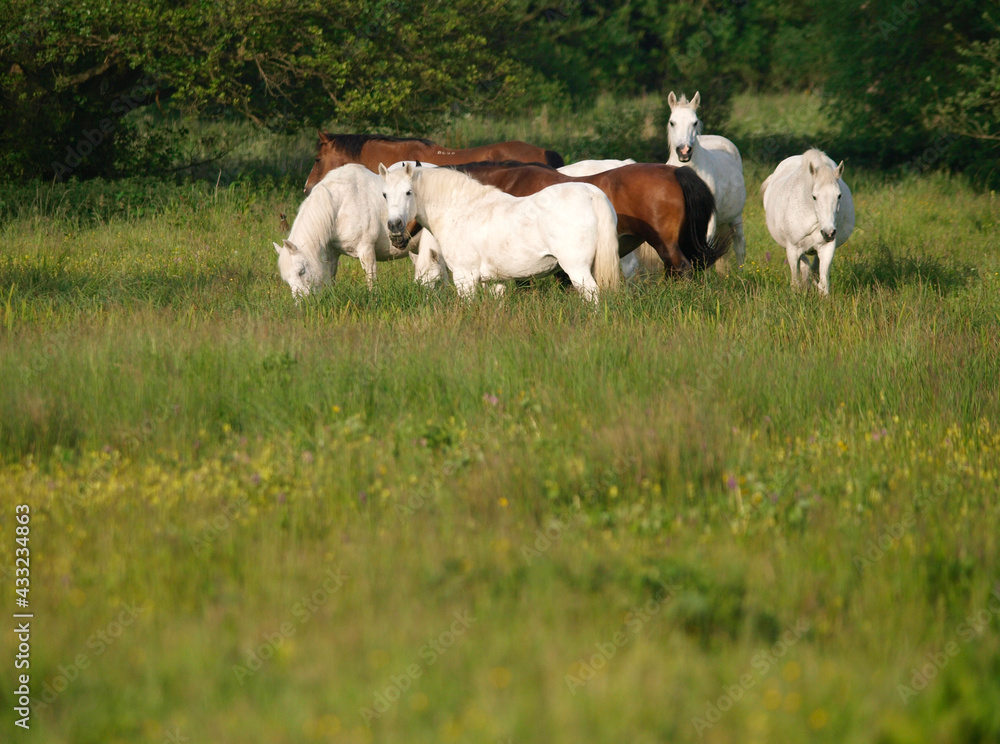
left=366, top=140, right=432, bottom=170
left=416, top=170, right=500, bottom=231
left=287, top=191, right=335, bottom=270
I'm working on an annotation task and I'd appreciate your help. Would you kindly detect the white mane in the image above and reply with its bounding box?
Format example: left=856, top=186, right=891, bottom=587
left=285, top=175, right=343, bottom=268
left=414, top=167, right=506, bottom=206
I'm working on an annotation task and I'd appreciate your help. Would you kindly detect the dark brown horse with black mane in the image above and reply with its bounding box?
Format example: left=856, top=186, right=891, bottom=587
left=452, top=161, right=730, bottom=274
left=303, top=132, right=564, bottom=194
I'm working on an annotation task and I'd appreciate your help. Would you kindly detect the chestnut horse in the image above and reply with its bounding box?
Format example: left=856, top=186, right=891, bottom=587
left=453, top=161, right=730, bottom=274
left=303, top=132, right=564, bottom=194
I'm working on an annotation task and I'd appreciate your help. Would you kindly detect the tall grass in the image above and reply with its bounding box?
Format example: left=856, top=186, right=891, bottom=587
left=1, top=92, right=999, bottom=744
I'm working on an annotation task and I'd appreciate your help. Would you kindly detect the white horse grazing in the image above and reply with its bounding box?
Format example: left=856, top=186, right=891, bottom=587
left=665, top=91, right=746, bottom=270
left=558, top=158, right=636, bottom=177
left=761, top=149, right=855, bottom=295
left=273, top=164, right=437, bottom=298
left=379, top=162, right=620, bottom=302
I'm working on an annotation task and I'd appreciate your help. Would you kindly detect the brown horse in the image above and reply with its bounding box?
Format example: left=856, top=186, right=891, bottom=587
left=303, top=132, right=564, bottom=194
left=452, top=161, right=730, bottom=274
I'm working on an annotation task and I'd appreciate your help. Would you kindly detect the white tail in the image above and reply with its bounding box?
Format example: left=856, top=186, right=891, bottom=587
left=591, top=192, right=621, bottom=291
left=636, top=243, right=662, bottom=276
left=759, top=173, right=774, bottom=199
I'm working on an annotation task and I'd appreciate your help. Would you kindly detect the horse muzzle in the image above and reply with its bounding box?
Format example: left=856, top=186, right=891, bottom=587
left=388, top=231, right=410, bottom=250
left=676, top=146, right=692, bottom=163
left=820, top=228, right=837, bottom=242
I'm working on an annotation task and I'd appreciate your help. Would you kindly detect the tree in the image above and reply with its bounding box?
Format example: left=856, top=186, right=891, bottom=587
left=0, top=0, right=548, bottom=182
left=817, top=0, right=1000, bottom=171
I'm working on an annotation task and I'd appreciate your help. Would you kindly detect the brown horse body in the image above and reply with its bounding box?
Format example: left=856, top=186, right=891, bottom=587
left=303, top=132, right=564, bottom=194
left=454, top=161, right=728, bottom=274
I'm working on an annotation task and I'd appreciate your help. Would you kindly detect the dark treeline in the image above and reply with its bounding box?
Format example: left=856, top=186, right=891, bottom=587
left=1, top=0, right=997, bottom=184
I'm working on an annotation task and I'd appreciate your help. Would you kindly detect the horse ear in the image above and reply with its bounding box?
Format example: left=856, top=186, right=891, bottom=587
left=808, top=160, right=815, bottom=177
left=378, top=162, right=389, bottom=177
left=273, top=241, right=283, bottom=255
left=317, top=130, right=330, bottom=143
left=404, top=161, right=414, bottom=176
left=667, top=91, right=677, bottom=107
left=691, top=91, right=701, bottom=109
left=283, top=239, right=299, bottom=254
left=413, top=159, right=422, bottom=168
left=835, top=160, right=845, bottom=179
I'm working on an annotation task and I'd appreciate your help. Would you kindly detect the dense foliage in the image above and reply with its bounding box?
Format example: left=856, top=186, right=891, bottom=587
left=1, top=0, right=998, bottom=183
left=817, top=0, right=1000, bottom=176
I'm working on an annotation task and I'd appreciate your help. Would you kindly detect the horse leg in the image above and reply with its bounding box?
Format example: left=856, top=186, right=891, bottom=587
left=486, top=282, right=506, bottom=298
left=452, top=270, right=479, bottom=300
left=731, top=216, right=746, bottom=268
left=786, top=245, right=807, bottom=291
left=620, top=251, right=640, bottom=279
left=815, top=243, right=835, bottom=296
left=359, top=246, right=377, bottom=291
left=654, top=239, right=693, bottom=278
left=328, top=253, right=340, bottom=283
left=568, top=273, right=599, bottom=303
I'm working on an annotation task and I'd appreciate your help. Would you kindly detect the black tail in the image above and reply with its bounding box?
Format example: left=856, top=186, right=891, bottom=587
left=544, top=149, right=565, bottom=168
left=675, top=166, right=731, bottom=270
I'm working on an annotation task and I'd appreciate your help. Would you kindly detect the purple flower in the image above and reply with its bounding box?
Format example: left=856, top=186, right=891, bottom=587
left=765, top=251, right=772, bottom=262
left=483, top=393, right=499, bottom=406
left=727, top=475, right=738, bottom=491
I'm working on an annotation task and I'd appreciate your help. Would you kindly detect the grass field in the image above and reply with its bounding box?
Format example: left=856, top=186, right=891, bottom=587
left=1, top=93, right=999, bottom=744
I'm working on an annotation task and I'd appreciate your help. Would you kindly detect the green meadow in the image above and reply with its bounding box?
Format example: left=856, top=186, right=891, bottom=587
left=1, top=93, right=999, bottom=744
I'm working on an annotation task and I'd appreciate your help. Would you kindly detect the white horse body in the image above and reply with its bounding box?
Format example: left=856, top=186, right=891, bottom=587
left=272, top=164, right=437, bottom=297
left=558, top=158, right=636, bottom=177
left=379, top=163, right=620, bottom=302
left=556, top=157, right=652, bottom=278
left=761, top=149, right=855, bottom=295
left=665, top=91, right=747, bottom=270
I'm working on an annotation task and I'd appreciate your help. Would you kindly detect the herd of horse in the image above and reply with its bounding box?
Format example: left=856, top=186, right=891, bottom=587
left=274, top=92, right=855, bottom=301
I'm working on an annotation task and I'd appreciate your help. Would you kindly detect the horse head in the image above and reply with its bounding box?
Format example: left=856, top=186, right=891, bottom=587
left=804, top=152, right=845, bottom=243
left=379, top=161, right=419, bottom=251
left=303, top=131, right=348, bottom=195
left=667, top=91, right=702, bottom=163
left=274, top=238, right=324, bottom=299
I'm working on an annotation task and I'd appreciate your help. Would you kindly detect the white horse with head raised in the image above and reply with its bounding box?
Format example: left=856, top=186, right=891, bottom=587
left=273, top=163, right=439, bottom=298
left=761, top=148, right=855, bottom=295
left=379, top=162, right=620, bottom=302
left=666, top=91, right=746, bottom=271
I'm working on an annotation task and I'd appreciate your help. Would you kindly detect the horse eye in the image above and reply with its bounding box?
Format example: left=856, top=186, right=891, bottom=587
left=669, top=121, right=675, bottom=127
left=298, top=267, right=307, bottom=276
left=406, top=190, right=412, bottom=196
left=838, top=194, right=842, bottom=199
left=382, top=193, right=387, bottom=200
